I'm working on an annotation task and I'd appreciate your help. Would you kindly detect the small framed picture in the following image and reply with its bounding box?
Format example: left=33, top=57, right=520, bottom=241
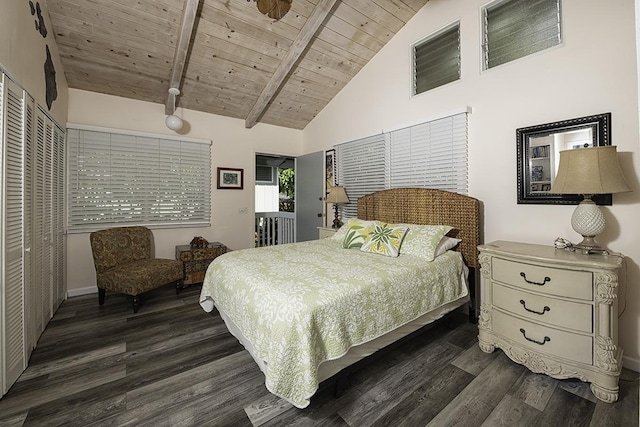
left=541, top=184, right=551, bottom=192
left=217, top=167, right=244, bottom=189
left=325, top=149, right=336, bottom=193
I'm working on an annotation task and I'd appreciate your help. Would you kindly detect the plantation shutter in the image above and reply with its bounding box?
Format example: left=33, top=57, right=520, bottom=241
left=389, top=113, right=468, bottom=194
left=1, top=75, right=27, bottom=392
left=483, top=0, right=561, bottom=69
left=413, top=23, right=460, bottom=95
left=336, top=134, right=387, bottom=219
left=67, top=126, right=211, bottom=232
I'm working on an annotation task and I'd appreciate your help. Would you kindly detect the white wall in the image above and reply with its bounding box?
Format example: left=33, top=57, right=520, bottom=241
left=303, top=0, right=640, bottom=369
left=66, top=89, right=303, bottom=295
left=0, top=0, right=68, bottom=126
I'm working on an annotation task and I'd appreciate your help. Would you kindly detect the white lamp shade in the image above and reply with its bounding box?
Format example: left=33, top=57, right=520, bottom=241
left=165, top=114, right=183, bottom=131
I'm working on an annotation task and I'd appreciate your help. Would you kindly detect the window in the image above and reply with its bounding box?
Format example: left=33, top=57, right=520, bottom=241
left=389, top=113, right=468, bottom=193
left=412, top=22, right=460, bottom=95
left=336, top=134, right=387, bottom=218
left=483, top=0, right=562, bottom=70
left=336, top=112, right=468, bottom=218
left=67, top=126, right=211, bottom=232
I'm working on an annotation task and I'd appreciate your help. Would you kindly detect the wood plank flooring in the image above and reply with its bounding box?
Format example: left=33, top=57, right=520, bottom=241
left=0, top=284, right=638, bottom=426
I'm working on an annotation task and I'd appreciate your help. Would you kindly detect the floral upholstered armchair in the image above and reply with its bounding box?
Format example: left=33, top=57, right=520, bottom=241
left=90, top=226, right=184, bottom=313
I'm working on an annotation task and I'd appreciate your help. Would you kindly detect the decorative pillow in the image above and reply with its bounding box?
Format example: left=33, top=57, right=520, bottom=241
left=400, top=224, right=454, bottom=261
left=434, top=236, right=462, bottom=257
left=360, top=223, right=409, bottom=257
left=341, top=219, right=379, bottom=249
left=331, top=221, right=352, bottom=241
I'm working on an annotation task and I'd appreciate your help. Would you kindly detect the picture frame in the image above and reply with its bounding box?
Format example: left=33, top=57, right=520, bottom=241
left=217, top=167, right=244, bottom=189
left=325, top=149, right=336, bottom=193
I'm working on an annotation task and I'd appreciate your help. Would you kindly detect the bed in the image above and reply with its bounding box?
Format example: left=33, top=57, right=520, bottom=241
left=199, top=188, right=480, bottom=408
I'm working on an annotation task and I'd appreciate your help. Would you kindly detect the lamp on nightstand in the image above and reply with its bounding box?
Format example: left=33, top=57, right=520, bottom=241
left=550, top=146, right=630, bottom=254
left=326, top=186, right=350, bottom=228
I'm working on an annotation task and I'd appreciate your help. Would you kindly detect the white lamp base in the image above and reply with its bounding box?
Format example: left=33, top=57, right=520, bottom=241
left=571, top=196, right=606, bottom=254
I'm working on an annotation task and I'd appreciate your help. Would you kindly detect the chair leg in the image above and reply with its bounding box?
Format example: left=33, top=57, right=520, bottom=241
left=98, top=288, right=106, bottom=305
left=175, top=279, right=184, bottom=295
left=132, top=295, right=140, bottom=313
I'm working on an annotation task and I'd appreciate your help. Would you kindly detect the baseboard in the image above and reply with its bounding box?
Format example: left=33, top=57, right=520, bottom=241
left=66, top=286, right=98, bottom=298
left=623, top=355, right=640, bottom=373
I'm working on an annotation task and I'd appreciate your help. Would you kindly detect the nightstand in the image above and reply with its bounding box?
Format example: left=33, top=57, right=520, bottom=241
left=477, top=240, right=623, bottom=403
left=317, top=226, right=337, bottom=239
left=175, top=242, right=228, bottom=287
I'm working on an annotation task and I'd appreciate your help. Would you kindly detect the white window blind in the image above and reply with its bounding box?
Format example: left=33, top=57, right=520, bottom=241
left=67, top=127, right=211, bottom=232
left=336, top=112, right=468, bottom=217
left=413, top=22, right=460, bottom=95
left=483, top=0, right=561, bottom=70
left=336, top=134, right=387, bottom=219
left=389, top=113, right=468, bottom=193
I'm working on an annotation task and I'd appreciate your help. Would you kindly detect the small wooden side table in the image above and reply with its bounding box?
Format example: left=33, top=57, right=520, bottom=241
left=317, top=226, right=337, bottom=239
left=175, top=242, right=228, bottom=287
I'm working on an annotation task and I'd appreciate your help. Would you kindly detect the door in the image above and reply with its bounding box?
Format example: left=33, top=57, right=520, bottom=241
left=295, top=151, right=323, bottom=242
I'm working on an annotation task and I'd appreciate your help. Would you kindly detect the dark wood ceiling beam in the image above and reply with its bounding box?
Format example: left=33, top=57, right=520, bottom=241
left=245, top=0, right=339, bottom=128
left=165, top=0, right=200, bottom=115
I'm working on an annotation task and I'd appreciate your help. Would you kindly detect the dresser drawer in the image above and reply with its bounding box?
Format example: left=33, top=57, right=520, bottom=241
left=492, top=282, right=593, bottom=333
left=492, top=257, right=592, bottom=300
left=492, top=310, right=592, bottom=365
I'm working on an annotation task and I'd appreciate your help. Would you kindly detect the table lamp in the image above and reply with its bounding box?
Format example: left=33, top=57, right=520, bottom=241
left=326, top=186, right=350, bottom=228
left=549, top=146, right=630, bottom=254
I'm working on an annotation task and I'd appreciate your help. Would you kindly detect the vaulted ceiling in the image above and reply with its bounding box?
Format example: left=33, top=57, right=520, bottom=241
left=45, top=0, right=428, bottom=129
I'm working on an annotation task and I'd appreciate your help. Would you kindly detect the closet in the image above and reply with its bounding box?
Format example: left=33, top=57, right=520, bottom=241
left=1, top=71, right=66, bottom=396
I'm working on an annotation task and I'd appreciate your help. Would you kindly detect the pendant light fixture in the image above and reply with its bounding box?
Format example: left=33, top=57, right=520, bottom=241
left=165, top=87, right=183, bottom=131
left=254, top=0, right=292, bottom=20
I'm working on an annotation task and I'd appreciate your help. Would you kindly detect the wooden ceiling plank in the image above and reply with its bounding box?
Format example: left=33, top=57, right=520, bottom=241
left=371, top=0, right=425, bottom=22
left=192, top=32, right=283, bottom=71
left=315, top=26, right=377, bottom=62
left=397, top=0, right=430, bottom=13
left=245, top=0, right=339, bottom=128
left=323, top=15, right=384, bottom=52
left=58, top=45, right=169, bottom=79
left=54, top=28, right=174, bottom=72
left=308, top=38, right=369, bottom=67
left=165, top=0, right=201, bottom=115
left=48, top=0, right=178, bottom=45
left=331, top=2, right=395, bottom=46
left=341, top=0, right=406, bottom=32
left=195, top=19, right=289, bottom=63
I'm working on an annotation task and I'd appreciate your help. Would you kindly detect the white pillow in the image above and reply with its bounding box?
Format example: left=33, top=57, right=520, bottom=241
left=435, top=236, right=462, bottom=257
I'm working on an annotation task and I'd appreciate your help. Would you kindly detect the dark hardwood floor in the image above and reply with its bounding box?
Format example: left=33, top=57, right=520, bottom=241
left=0, top=284, right=637, bottom=427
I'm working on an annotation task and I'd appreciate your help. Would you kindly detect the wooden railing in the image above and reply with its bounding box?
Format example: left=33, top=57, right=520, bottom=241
left=255, top=212, right=296, bottom=247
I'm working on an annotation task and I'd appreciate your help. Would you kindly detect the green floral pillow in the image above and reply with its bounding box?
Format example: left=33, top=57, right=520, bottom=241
left=400, top=224, right=454, bottom=261
left=360, top=223, right=409, bottom=257
left=341, top=219, right=379, bottom=249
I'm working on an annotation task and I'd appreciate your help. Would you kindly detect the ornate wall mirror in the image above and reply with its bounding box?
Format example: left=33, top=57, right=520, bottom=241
left=517, top=113, right=612, bottom=205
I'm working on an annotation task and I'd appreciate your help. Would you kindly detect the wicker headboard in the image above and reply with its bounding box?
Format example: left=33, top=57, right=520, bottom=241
left=357, top=188, right=481, bottom=268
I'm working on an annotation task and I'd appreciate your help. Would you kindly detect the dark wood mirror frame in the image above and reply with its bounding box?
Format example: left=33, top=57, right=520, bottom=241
left=517, top=112, right=612, bottom=205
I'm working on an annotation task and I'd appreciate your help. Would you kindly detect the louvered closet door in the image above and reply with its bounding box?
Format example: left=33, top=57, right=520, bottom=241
left=0, top=75, right=27, bottom=394
left=34, top=111, right=46, bottom=330
left=52, top=124, right=65, bottom=308
left=36, top=109, right=54, bottom=322
left=23, top=99, right=37, bottom=356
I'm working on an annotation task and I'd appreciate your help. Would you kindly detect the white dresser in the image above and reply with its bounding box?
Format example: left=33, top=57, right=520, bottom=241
left=477, top=240, right=623, bottom=403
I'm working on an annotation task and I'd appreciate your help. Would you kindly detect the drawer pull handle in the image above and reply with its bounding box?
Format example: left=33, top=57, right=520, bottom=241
left=519, top=299, right=550, bottom=315
left=519, top=328, right=550, bottom=345
left=519, top=272, right=550, bottom=286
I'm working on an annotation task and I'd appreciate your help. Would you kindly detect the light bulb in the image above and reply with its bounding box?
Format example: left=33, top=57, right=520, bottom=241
left=165, top=114, right=183, bottom=131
